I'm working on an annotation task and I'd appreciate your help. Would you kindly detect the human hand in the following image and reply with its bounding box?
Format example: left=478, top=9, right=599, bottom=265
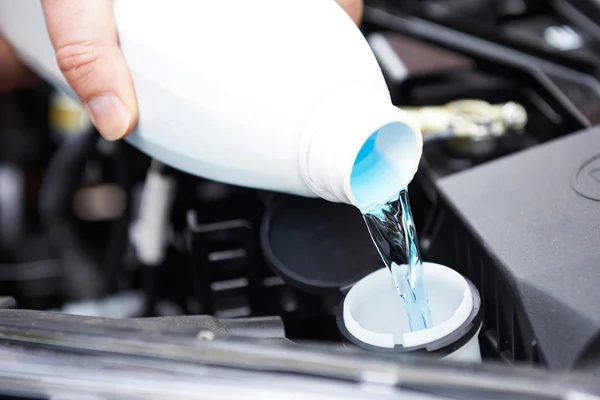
left=0, top=0, right=364, bottom=141
left=337, top=0, right=364, bottom=25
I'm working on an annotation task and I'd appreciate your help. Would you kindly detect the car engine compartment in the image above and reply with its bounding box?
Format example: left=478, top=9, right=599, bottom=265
left=1, top=0, right=600, bottom=398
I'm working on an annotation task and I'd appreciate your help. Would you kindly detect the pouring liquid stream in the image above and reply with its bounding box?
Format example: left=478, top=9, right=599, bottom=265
left=360, top=189, right=433, bottom=331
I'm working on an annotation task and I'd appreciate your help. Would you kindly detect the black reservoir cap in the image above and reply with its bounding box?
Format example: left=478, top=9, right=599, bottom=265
left=260, top=195, right=382, bottom=294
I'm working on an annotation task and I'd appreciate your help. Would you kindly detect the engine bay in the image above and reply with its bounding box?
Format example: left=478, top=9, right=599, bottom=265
left=1, top=0, right=600, bottom=398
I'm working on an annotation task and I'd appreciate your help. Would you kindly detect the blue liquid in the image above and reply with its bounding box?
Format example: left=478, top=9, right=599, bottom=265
left=360, top=189, right=432, bottom=332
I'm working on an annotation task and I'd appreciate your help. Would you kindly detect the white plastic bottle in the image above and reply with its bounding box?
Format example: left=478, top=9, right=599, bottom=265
left=0, top=0, right=422, bottom=209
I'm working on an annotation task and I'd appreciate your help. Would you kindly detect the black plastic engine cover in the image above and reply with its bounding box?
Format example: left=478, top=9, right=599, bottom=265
left=426, top=126, right=600, bottom=370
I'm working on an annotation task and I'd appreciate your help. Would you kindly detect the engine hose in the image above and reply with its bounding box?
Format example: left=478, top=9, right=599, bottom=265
left=38, top=129, right=107, bottom=300
left=102, top=143, right=133, bottom=293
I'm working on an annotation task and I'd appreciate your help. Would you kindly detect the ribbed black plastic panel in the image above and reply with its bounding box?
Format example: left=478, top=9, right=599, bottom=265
left=425, top=127, right=600, bottom=370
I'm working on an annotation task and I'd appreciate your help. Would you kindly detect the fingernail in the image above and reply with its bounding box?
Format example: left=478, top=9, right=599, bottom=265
left=85, top=95, right=131, bottom=140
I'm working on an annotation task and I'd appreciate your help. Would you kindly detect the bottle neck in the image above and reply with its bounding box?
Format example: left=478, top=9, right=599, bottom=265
left=300, top=87, right=422, bottom=208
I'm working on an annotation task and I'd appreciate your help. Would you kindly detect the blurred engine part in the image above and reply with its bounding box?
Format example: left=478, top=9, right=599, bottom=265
left=130, top=161, right=176, bottom=266
left=38, top=128, right=108, bottom=300
left=0, top=308, right=597, bottom=400
left=72, top=183, right=127, bottom=222
left=0, top=164, right=24, bottom=250
left=367, top=32, right=474, bottom=84
left=405, top=100, right=528, bottom=140
left=404, top=100, right=528, bottom=157
left=0, top=308, right=287, bottom=341
left=48, top=90, right=92, bottom=139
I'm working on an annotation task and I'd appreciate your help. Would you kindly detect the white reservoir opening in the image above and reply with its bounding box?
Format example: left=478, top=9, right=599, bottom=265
left=341, top=262, right=481, bottom=362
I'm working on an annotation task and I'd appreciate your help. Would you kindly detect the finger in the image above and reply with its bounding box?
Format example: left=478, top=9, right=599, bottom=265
left=336, top=0, right=364, bottom=25
left=41, top=0, right=138, bottom=140
left=0, top=37, right=37, bottom=91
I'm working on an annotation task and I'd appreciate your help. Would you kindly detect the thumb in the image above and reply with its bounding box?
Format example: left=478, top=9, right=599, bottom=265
left=336, top=0, right=364, bottom=25
left=41, top=0, right=138, bottom=140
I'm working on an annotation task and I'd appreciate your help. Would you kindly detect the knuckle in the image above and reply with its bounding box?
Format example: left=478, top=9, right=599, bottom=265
left=55, top=41, right=104, bottom=84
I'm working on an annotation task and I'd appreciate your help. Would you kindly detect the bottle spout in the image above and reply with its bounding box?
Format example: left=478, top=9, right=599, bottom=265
left=300, top=87, right=423, bottom=208
left=350, top=120, right=421, bottom=210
